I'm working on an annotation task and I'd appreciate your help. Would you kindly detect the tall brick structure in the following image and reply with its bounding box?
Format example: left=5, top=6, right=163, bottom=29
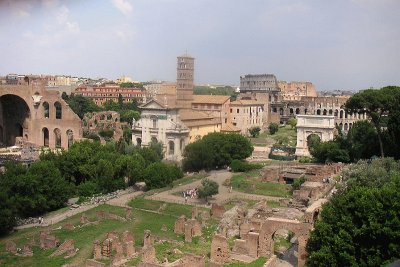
left=176, top=54, right=194, bottom=109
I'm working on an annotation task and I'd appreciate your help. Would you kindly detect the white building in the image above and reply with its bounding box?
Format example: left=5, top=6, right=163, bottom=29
left=132, top=99, right=189, bottom=161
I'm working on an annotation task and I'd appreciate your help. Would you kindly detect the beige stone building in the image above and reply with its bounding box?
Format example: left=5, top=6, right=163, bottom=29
left=278, top=81, right=317, bottom=100
left=0, top=78, right=82, bottom=149
left=191, top=95, right=231, bottom=126
left=229, top=99, right=264, bottom=136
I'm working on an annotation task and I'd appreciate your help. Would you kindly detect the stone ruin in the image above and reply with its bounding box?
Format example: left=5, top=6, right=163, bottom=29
left=80, top=214, right=90, bottom=224
left=50, top=239, right=76, bottom=258
left=126, top=207, right=133, bottom=220
left=174, top=214, right=202, bottom=243
left=96, top=210, right=126, bottom=221
left=91, top=230, right=135, bottom=265
left=82, top=111, right=124, bottom=142
left=40, top=231, right=60, bottom=249
left=137, top=253, right=205, bottom=267
left=208, top=199, right=328, bottom=266
left=209, top=234, right=230, bottom=266
left=211, top=203, right=226, bottom=219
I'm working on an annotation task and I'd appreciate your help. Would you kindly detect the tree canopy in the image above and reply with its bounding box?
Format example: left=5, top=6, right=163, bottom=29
left=345, top=86, right=400, bottom=157
left=197, top=178, right=219, bottom=201
left=306, top=158, right=400, bottom=267
left=269, top=123, right=279, bottom=135
left=182, top=132, right=254, bottom=172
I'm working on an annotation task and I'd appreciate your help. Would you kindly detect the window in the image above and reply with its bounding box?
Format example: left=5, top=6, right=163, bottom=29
left=54, top=102, right=62, bottom=119
left=237, top=109, right=239, bottom=113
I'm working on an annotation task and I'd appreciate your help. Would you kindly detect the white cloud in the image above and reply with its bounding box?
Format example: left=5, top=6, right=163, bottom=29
left=112, top=0, right=133, bottom=15
left=56, top=5, right=80, bottom=34
left=42, top=0, right=60, bottom=9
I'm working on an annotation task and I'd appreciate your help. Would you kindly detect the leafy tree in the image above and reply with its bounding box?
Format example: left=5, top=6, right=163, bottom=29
left=248, top=126, right=261, bottom=138
left=120, top=110, right=140, bottom=124
left=306, top=164, right=400, bottom=266
left=310, top=140, right=350, bottom=163
left=269, top=123, right=279, bottom=135
left=346, top=120, right=380, bottom=161
left=307, top=134, right=321, bottom=152
left=120, top=82, right=144, bottom=88
left=118, top=93, right=124, bottom=107
left=0, top=190, right=16, bottom=235
left=64, top=94, right=100, bottom=119
left=197, top=178, right=219, bottom=202
left=149, top=141, right=164, bottom=160
left=138, top=147, right=162, bottom=167
left=98, top=129, right=114, bottom=139
left=143, top=162, right=182, bottom=189
left=287, top=118, right=297, bottom=129
left=183, top=133, right=253, bottom=171
left=77, top=181, right=100, bottom=197
left=182, top=140, right=214, bottom=172
left=345, top=87, right=399, bottom=157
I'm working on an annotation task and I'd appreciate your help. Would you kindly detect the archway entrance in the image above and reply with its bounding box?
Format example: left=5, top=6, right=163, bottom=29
left=0, top=94, right=30, bottom=146
left=307, top=133, right=321, bottom=150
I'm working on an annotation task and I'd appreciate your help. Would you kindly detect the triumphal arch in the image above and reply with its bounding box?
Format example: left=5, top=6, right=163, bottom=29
left=0, top=78, right=82, bottom=149
left=295, top=115, right=335, bottom=156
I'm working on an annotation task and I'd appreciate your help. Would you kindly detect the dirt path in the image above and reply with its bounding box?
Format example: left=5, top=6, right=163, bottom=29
left=146, top=170, right=286, bottom=206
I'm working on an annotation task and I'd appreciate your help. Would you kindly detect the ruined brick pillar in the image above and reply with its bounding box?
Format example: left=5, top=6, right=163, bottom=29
left=93, top=240, right=102, bottom=260
left=174, top=215, right=186, bottom=235
left=184, top=223, right=193, bottom=242
left=210, top=234, right=229, bottom=265
left=101, top=239, right=112, bottom=258
left=246, top=232, right=259, bottom=258
left=143, top=230, right=154, bottom=248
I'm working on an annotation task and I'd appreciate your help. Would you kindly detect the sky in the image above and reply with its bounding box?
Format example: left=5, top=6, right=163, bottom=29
left=0, top=0, right=399, bottom=91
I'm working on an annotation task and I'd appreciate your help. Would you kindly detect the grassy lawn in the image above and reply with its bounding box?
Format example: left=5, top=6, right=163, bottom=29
left=0, top=200, right=214, bottom=267
left=225, top=257, right=267, bottom=266
left=229, top=172, right=291, bottom=198
left=172, top=173, right=207, bottom=187
left=253, top=125, right=297, bottom=148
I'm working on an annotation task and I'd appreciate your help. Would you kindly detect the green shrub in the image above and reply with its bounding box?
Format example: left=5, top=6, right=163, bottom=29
left=299, top=156, right=312, bottom=163
left=269, top=123, right=279, bottom=135
left=292, top=176, right=306, bottom=190
left=78, top=181, right=100, bottom=197
left=98, top=129, right=114, bottom=139
left=230, top=159, right=262, bottom=172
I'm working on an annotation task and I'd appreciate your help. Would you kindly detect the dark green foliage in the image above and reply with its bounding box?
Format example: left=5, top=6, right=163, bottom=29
left=194, top=85, right=238, bottom=99
left=143, top=163, right=183, bottom=189
left=307, top=134, right=321, bottom=151
left=138, top=147, right=162, bottom=166
left=0, top=161, right=70, bottom=219
left=197, top=178, right=219, bottom=201
left=182, top=140, right=214, bottom=172
left=269, top=123, right=279, bottom=135
left=346, top=121, right=380, bottom=161
left=183, top=133, right=253, bottom=171
left=63, top=94, right=101, bottom=119
left=230, top=159, right=262, bottom=172
left=98, top=129, right=114, bottom=139
left=306, top=160, right=400, bottom=266
left=77, top=181, right=100, bottom=197
left=248, top=126, right=261, bottom=138
left=292, top=176, right=306, bottom=190
left=310, top=140, right=350, bottom=163
left=287, top=117, right=297, bottom=129
left=0, top=190, right=16, bottom=235
left=83, top=131, right=100, bottom=141
left=120, top=82, right=144, bottom=88
left=345, top=86, right=400, bottom=158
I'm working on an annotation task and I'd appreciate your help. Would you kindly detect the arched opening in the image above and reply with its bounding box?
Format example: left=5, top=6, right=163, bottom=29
left=289, top=108, right=294, bottom=115
left=168, top=141, right=175, bottom=155
left=151, top=136, right=158, bottom=143
left=42, top=127, right=49, bottom=146
left=272, top=107, right=277, bottom=113
left=151, top=116, right=158, bottom=128
left=66, top=129, right=74, bottom=148
left=107, top=114, right=112, bottom=120
left=0, top=125, right=3, bottom=144
left=279, top=108, right=284, bottom=115
left=316, top=109, right=321, bottom=115
left=339, top=123, right=343, bottom=130
left=272, top=229, right=298, bottom=266
left=0, top=94, right=31, bottom=146
left=43, top=102, right=49, bottom=118
left=304, top=109, right=308, bottom=115
left=334, top=109, right=338, bottom=117
left=323, top=109, right=327, bottom=115
left=307, top=133, right=321, bottom=150
left=54, top=128, right=61, bottom=148
left=340, top=110, right=343, bottom=118
left=54, top=101, right=62, bottom=119
left=329, top=109, right=333, bottom=115
left=345, top=111, right=348, bottom=119
left=344, top=123, right=348, bottom=131
left=100, top=114, right=105, bottom=120
left=295, top=108, right=300, bottom=115
left=136, top=138, right=142, bottom=147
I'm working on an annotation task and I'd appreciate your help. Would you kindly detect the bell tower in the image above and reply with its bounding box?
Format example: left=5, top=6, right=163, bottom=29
left=176, top=54, right=194, bottom=109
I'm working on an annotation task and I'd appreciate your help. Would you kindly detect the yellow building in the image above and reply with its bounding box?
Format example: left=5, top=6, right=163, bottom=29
left=179, top=109, right=221, bottom=143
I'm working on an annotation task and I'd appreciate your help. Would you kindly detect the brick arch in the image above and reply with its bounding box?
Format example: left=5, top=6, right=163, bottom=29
left=258, top=218, right=311, bottom=266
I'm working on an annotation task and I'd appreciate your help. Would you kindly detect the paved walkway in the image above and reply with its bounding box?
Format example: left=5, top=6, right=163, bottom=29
left=16, top=170, right=288, bottom=229
left=146, top=170, right=286, bottom=206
